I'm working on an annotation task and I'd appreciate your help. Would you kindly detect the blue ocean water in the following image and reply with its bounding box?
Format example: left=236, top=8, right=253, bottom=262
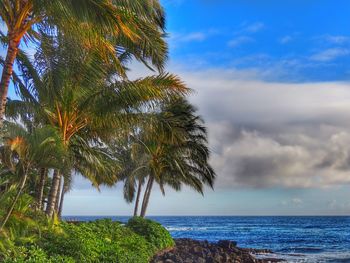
left=63, top=216, right=350, bottom=263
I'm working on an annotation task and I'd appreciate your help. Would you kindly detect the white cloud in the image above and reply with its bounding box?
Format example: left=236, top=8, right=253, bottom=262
left=177, top=32, right=207, bottom=42
left=170, top=30, right=219, bottom=44
left=291, top=198, right=303, bottom=205
left=281, top=198, right=303, bottom=207
left=178, top=68, right=350, bottom=189
left=310, top=48, right=350, bottom=62
left=228, top=36, right=254, bottom=47
left=322, top=35, right=350, bottom=44
left=279, top=35, right=293, bottom=44
left=128, top=63, right=350, bottom=190
left=242, top=22, right=265, bottom=33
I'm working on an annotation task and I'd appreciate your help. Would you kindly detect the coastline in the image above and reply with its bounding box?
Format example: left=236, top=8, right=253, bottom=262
left=151, top=238, right=284, bottom=263
left=63, top=216, right=350, bottom=262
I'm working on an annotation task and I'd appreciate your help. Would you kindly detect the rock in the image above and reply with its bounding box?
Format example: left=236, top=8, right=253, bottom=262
left=190, top=246, right=202, bottom=254
left=218, top=240, right=237, bottom=249
left=214, top=254, right=223, bottom=262
left=150, top=238, right=284, bottom=263
left=221, top=252, right=228, bottom=261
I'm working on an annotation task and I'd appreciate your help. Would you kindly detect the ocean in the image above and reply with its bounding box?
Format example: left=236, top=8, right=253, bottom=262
left=62, top=216, right=350, bottom=263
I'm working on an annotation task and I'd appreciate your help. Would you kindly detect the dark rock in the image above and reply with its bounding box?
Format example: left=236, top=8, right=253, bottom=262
left=221, top=252, right=228, bottom=261
left=218, top=240, right=237, bottom=249
left=214, top=254, right=223, bottom=262
left=190, top=246, right=202, bottom=254
left=150, top=238, right=285, bottom=263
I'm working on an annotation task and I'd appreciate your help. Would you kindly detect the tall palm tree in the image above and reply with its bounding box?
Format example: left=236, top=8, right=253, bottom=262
left=6, top=39, right=188, bottom=216
left=0, top=0, right=168, bottom=123
left=120, top=98, right=216, bottom=217
left=0, top=123, right=65, bottom=229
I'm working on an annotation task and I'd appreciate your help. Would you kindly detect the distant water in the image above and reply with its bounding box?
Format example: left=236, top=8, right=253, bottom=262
left=63, top=216, right=350, bottom=263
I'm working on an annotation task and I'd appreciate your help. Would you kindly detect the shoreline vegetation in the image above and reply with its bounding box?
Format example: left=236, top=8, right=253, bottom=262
left=1, top=217, right=175, bottom=262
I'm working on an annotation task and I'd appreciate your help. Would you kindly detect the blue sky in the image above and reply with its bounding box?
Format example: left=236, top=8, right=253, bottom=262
left=2, top=0, right=350, bottom=215
left=164, top=0, right=350, bottom=82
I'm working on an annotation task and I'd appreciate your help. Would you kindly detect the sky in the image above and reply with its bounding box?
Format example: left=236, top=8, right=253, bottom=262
left=2, top=0, right=350, bottom=215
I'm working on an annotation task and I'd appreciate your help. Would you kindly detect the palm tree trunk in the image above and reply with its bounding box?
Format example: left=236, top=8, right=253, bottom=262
left=140, top=177, right=154, bottom=218
left=0, top=172, right=28, bottom=231
left=58, top=184, right=67, bottom=218
left=0, top=36, right=21, bottom=124
left=46, top=170, right=61, bottom=217
left=35, top=168, right=47, bottom=211
left=55, top=175, right=63, bottom=213
left=133, top=180, right=142, bottom=216
left=140, top=177, right=151, bottom=217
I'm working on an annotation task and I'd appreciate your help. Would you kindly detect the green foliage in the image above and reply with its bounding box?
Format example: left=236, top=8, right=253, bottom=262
left=2, top=246, right=75, bottom=263
left=1, top=219, right=173, bottom=262
left=127, top=217, right=175, bottom=250
left=0, top=189, right=41, bottom=257
left=38, top=219, right=156, bottom=263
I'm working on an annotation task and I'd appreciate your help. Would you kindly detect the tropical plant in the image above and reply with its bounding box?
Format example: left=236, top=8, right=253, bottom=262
left=5, top=35, right=188, bottom=217
left=0, top=123, right=65, bottom=230
left=39, top=220, right=158, bottom=263
left=120, top=97, right=216, bottom=217
left=127, top=217, right=174, bottom=250
left=0, top=0, right=168, bottom=123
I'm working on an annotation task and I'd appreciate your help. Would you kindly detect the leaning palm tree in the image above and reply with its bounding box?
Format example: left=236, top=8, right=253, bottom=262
left=0, top=0, right=168, bottom=123
left=0, top=123, right=65, bottom=230
left=6, top=38, right=188, bottom=216
left=112, top=138, right=149, bottom=216
left=120, top=97, right=216, bottom=217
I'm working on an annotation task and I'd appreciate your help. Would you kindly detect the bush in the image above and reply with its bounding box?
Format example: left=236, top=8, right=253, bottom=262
left=2, top=246, right=75, bottom=263
left=2, top=218, right=174, bottom=263
left=127, top=217, right=175, bottom=250
left=39, top=219, right=155, bottom=263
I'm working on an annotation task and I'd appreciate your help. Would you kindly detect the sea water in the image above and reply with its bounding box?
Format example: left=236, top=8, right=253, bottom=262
left=63, top=216, right=350, bottom=263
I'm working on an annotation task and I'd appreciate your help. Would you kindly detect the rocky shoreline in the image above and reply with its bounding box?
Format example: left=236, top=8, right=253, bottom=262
left=151, top=238, right=284, bottom=263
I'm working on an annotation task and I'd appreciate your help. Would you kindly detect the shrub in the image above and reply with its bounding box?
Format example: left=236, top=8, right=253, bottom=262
left=39, top=219, right=155, bottom=263
left=2, top=218, right=173, bottom=263
left=2, top=246, right=75, bottom=263
left=127, top=217, right=175, bottom=250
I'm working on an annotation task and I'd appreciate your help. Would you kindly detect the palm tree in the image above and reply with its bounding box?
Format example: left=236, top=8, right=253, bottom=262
left=0, top=123, right=65, bottom=230
left=0, top=0, right=168, bottom=123
left=34, top=168, right=47, bottom=210
left=57, top=173, right=72, bottom=218
left=112, top=139, right=148, bottom=216
left=6, top=38, right=188, bottom=217
left=120, top=98, right=216, bottom=217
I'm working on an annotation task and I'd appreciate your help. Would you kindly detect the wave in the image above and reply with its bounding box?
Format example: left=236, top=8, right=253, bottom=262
left=166, top=226, right=209, bottom=231
left=274, top=251, right=350, bottom=263
left=279, top=247, right=324, bottom=253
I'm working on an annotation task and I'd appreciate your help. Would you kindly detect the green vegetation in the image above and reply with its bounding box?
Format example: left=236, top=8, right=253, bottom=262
left=2, top=218, right=173, bottom=263
left=127, top=217, right=175, bottom=250
left=0, top=0, right=215, bottom=262
left=119, top=97, right=216, bottom=218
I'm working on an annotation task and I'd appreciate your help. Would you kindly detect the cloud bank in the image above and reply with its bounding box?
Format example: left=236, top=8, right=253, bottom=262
left=175, top=68, right=350, bottom=189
